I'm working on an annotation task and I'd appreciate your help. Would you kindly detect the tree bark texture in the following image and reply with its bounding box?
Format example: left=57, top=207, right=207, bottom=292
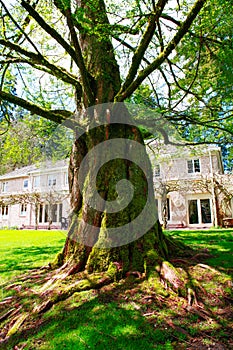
left=54, top=0, right=169, bottom=275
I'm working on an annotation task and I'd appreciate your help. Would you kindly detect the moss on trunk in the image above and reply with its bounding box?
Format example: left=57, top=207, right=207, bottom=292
left=57, top=119, right=172, bottom=277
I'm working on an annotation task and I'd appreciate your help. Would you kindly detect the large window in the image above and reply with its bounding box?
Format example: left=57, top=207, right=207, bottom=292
left=187, top=159, right=200, bottom=173
left=188, top=198, right=212, bottom=225
left=38, top=203, right=62, bottom=223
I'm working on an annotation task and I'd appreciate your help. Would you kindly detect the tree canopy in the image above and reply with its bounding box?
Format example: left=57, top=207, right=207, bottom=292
left=0, top=0, right=232, bottom=148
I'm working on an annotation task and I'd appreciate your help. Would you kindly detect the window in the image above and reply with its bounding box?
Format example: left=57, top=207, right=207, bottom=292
left=23, top=179, right=29, bottom=189
left=48, top=175, right=57, bottom=187
left=64, top=172, right=68, bottom=186
left=33, top=176, right=40, bottom=188
left=187, top=159, right=200, bottom=173
left=154, top=164, right=160, bottom=177
left=20, top=204, right=27, bottom=216
left=2, top=182, right=8, bottom=193
left=188, top=200, right=198, bottom=224
left=188, top=198, right=212, bottom=225
left=1, top=205, right=8, bottom=216
left=162, top=197, right=170, bottom=221
left=38, top=203, right=62, bottom=223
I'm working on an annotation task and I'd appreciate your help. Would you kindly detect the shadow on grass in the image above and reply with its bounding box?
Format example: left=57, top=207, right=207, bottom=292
left=4, top=281, right=176, bottom=350
left=0, top=241, right=64, bottom=274
left=166, top=229, right=233, bottom=272
left=3, top=273, right=233, bottom=350
left=1, top=230, right=232, bottom=350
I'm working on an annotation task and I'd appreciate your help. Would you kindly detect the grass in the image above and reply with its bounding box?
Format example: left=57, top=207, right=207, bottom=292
left=0, top=229, right=66, bottom=285
left=166, top=228, right=233, bottom=271
left=0, top=228, right=232, bottom=350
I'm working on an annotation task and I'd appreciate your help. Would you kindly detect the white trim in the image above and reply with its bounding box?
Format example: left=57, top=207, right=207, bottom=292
left=186, top=194, right=213, bottom=227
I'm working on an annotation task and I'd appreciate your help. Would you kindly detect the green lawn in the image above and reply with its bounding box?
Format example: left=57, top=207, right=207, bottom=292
left=0, top=228, right=232, bottom=350
left=0, top=229, right=66, bottom=285
left=166, top=228, right=233, bottom=271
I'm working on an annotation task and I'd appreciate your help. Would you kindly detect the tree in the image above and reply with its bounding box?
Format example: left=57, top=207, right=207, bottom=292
left=0, top=0, right=232, bottom=279
left=0, top=113, right=73, bottom=174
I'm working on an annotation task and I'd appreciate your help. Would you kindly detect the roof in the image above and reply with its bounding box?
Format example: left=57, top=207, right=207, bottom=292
left=0, top=159, right=69, bottom=180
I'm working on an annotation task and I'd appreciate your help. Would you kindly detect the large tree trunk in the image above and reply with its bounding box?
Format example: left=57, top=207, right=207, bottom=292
left=60, top=115, right=168, bottom=276
left=55, top=0, right=169, bottom=276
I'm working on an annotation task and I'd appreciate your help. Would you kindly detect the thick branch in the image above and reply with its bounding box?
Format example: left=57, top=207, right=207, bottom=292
left=21, top=1, right=82, bottom=71
left=120, top=0, right=167, bottom=92
left=65, top=7, right=94, bottom=105
left=0, top=39, right=82, bottom=92
left=0, top=90, right=83, bottom=132
left=115, top=0, right=206, bottom=101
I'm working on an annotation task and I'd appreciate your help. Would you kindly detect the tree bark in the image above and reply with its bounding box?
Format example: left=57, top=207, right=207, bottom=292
left=53, top=0, right=169, bottom=276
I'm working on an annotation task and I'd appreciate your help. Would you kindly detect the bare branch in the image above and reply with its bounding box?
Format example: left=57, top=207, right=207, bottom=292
left=0, top=0, right=41, bottom=55
left=119, top=0, right=168, bottom=93
left=21, top=1, right=82, bottom=71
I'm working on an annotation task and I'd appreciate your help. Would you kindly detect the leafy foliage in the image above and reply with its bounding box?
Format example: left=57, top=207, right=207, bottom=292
left=0, top=113, right=73, bottom=174
left=0, top=0, right=232, bottom=167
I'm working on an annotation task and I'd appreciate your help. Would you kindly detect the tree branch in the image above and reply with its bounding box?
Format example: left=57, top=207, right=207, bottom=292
left=65, top=7, right=94, bottom=105
left=119, top=0, right=168, bottom=93
left=0, top=39, right=82, bottom=92
left=115, top=0, right=206, bottom=102
left=0, top=90, right=83, bottom=132
left=21, top=1, right=82, bottom=72
left=0, top=0, right=41, bottom=55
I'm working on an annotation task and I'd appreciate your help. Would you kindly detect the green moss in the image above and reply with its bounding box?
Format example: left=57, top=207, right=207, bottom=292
left=107, top=262, right=119, bottom=280
left=51, top=251, right=64, bottom=268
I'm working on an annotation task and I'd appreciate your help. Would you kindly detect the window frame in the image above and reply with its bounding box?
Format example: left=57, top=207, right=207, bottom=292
left=1, top=205, right=9, bottom=216
left=20, top=203, right=27, bottom=216
left=187, top=159, right=201, bottom=174
left=23, top=179, right=29, bottom=189
left=48, top=174, right=57, bottom=187
left=187, top=197, right=212, bottom=226
left=33, top=176, right=40, bottom=188
left=2, top=181, right=8, bottom=193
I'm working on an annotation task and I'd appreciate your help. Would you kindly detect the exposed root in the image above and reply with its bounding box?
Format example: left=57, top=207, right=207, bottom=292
left=6, top=313, right=28, bottom=337
left=1, top=246, right=231, bottom=347
left=157, top=261, right=187, bottom=296
left=0, top=267, right=114, bottom=344
left=34, top=273, right=113, bottom=314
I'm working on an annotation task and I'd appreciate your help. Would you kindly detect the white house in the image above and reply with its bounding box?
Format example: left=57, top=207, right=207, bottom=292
left=147, top=141, right=233, bottom=228
left=0, top=160, right=70, bottom=229
left=0, top=143, right=232, bottom=229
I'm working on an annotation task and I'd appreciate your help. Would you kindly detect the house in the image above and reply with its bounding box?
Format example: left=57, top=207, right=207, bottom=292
left=0, top=142, right=232, bottom=230
left=147, top=140, right=233, bottom=228
left=0, top=160, right=70, bottom=229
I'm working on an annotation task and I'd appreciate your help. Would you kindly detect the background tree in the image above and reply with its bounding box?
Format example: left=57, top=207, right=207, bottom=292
left=0, top=0, right=232, bottom=278
left=0, top=112, right=73, bottom=174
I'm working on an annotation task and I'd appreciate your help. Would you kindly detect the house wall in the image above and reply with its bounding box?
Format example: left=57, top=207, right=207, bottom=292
left=0, top=146, right=231, bottom=230
left=0, top=163, right=70, bottom=229
left=149, top=144, right=227, bottom=228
